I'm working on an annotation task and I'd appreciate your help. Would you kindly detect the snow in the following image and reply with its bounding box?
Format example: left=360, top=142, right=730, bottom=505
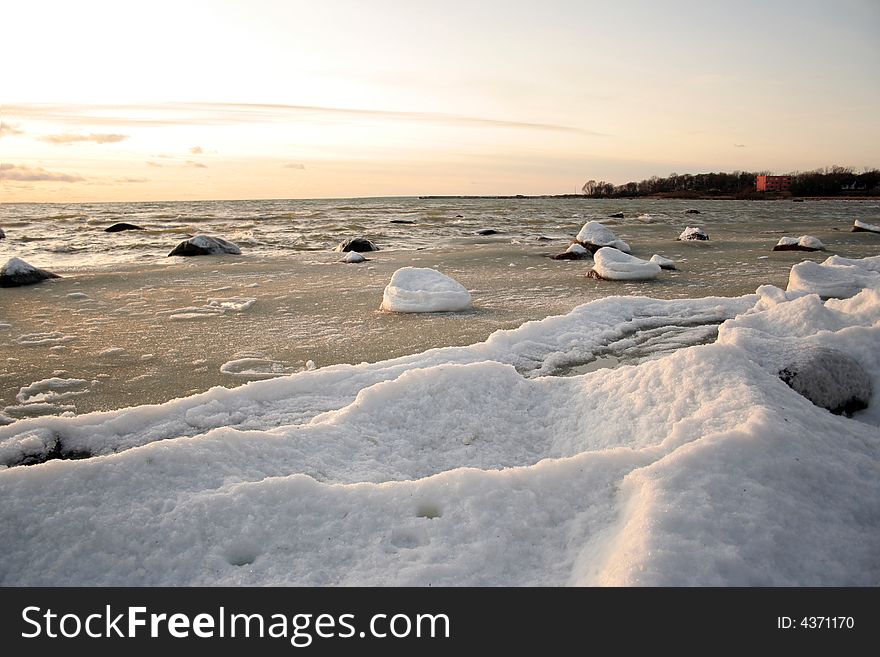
left=380, top=267, right=472, bottom=312
left=0, top=256, right=877, bottom=586
left=565, top=243, right=588, bottom=255
left=591, top=247, right=662, bottom=280
left=678, top=226, right=709, bottom=241
left=575, top=221, right=631, bottom=253
left=2, top=257, right=35, bottom=276
left=341, top=251, right=366, bottom=263
left=16, top=378, right=89, bottom=405
left=786, top=257, right=880, bottom=298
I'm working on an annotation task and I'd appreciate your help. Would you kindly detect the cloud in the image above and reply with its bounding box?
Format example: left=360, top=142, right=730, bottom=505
left=186, top=161, right=208, bottom=168
left=190, top=146, right=204, bottom=154
left=146, top=161, right=163, bottom=167
left=0, top=122, right=24, bottom=138
left=283, top=162, right=306, bottom=169
left=0, top=163, right=85, bottom=183
left=5, top=102, right=603, bottom=136
left=734, top=143, right=747, bottom=148
left=40, top=132, right=128, bottom=145
left=115, top=177, right=149, bottom=183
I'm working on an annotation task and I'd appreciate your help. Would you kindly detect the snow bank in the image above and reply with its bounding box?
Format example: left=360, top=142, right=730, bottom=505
left=380, top=267, right=472, bottom=312
left=590, top=247, right=661, bottom=280
left=0, top=255, right=877, bottom=586
left=575, top=221, right=631, bottom=253
left=787, top=257, right=880, bottom=298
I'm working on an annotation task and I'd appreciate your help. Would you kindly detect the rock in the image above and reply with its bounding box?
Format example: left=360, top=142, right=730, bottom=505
left=608, top=212, right=625, bottom=219
left=575, top=221, right=631, bottom=253
left=1, top=257, right=61, bottom=287
left=772, top=236, right=825, bottom=252
left=340, top=251, right=366, bottom=263
left=587, top=247, right=661, bottom=281
left=380, top=267, right=471, bottom=312
left=792, top=198, right=805, bottom=202
left=685, top=209, right=701, bottom=214
left=551, top=243, right=590, bottom=260
left=0, top=228, right=5, bottom=239
left=852, top=219, right=880, bottom=234
left=778, top=347, right=871, bottom=416
left=333, top=238, right=379, bottom=253
left=390, top=219, right=415, bottom=224
left=167, top=235, right=241, bottom=257
left=649, top=254, right=677, bottom=270
left=534, top=236, right=552, bottom=242
left=476, top=229, right=501, bottom=236
left=104, top=222, right=145, bottom=232
left=678, top=226, right=709, bottom=241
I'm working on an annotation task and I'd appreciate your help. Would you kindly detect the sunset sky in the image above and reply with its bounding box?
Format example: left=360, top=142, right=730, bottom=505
left=2, top=0, right=878, bottom=202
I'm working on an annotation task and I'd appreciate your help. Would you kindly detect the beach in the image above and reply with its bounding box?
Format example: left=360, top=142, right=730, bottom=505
left=1, top=198, right=879, bottom=586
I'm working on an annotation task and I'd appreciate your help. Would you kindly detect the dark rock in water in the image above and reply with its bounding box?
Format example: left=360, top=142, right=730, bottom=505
left=476, top=229, right=501, bottom=236
left=534, top=236, right=552, bottom=241
left=455, top=214, right=464, bottom=218
left=0, top=228, right=5, bottom=239
left=168, top=235, right=241, bottom=257
left=334, top=237, right=379, bottom=253
left=1, top=257, right=61, bottom=287
left=105, top=222, right=145, bottom=233
left=685, top=209, right=701, bottom=214
left=772, top=244, right=821, bottom=252
left=778, top=347, right=872, bottom=416
left=608, top=212, right=625, bottom=219
left=792, top=198, right=805, bottom=202
left=390, top=219, right=416, bottom=225
left=552, top=251, right=590, bottom=260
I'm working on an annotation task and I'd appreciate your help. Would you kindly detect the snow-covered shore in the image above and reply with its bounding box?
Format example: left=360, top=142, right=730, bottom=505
left=0, top=255, right=877, bottom=586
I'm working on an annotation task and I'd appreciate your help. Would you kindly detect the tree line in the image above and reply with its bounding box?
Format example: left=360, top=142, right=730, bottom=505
left=581, top=166, right=880, bottom=198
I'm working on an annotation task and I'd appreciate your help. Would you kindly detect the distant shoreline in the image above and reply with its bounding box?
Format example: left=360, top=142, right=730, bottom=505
left=418, top=194, right=880, bottom=201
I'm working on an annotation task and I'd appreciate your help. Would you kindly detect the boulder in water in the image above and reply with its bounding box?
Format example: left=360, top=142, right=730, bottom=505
left=649, top=254, right=677, bottom=270
left=1, top=257, right=61, bottom=287
left=167, top=235, right=241, bottom=257
left=340, top=251, right=366, bottom=263
left=773, top=236, right=825, bottom=252
left=551, top=243, right=591, bottom=260
left=575, top=221, right=631, bottom=253
left=380, top=267, right=471, bottom=312
left=587, top=247, right=661, bottom=281
left=852, top=219, right=880, bottom=234
left=334, top=238, right=379, bottom=253
left=678, top=226, right=709, bottom=241
left=105, top=222, right=145, bottom=233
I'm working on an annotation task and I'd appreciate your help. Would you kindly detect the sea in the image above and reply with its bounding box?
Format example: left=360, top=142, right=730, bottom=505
left=3, top=196, right=879, bottom=272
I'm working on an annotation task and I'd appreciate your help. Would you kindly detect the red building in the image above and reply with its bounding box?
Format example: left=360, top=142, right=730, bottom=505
left=756, top=175, right=792, bottom=192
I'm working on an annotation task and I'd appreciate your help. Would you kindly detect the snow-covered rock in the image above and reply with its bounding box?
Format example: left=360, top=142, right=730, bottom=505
left=852, top=219, right=880, bottom=234
left=773, top=236, right=825, bottom=252
left=551, top=243, right=590, bottom=260
left=0, top=257, right=61, bottom=287
left=678, top=226, right=709, bottom=241
left=340, top=251, right=366, bottom=263
left=778, top=347, right=871, bottom=416
left=588, top=247, right=661, bottom=281
left=334, top=238, right=379, bottom=253
left=167, top=235, right=241, bottom=257
left=787, top=257, right=880, bottom=299
left=380, top=267, right=471, bottom=312
left=649, top=254, right=677, bottom=270
left=575, top=221, right=631, bottom=253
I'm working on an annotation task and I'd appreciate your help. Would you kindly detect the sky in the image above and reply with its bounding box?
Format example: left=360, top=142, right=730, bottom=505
left=2, top=0, right=878, bottom=202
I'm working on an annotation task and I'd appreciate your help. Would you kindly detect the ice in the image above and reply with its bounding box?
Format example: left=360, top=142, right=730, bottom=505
left=380, top=267, right=472, bottom=312
left=220, top=352, right=298, bottom=380
left=0, top=255, right=877, bottom=586
left=590, top=247, right=662, bottom=280
left=15, top=331, right=76, bottom=346
left=575, top=221, right=631, bottom=253
left=206, top=297, right=257, bottom=312
left=16, top=377, right=89, bottom=404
